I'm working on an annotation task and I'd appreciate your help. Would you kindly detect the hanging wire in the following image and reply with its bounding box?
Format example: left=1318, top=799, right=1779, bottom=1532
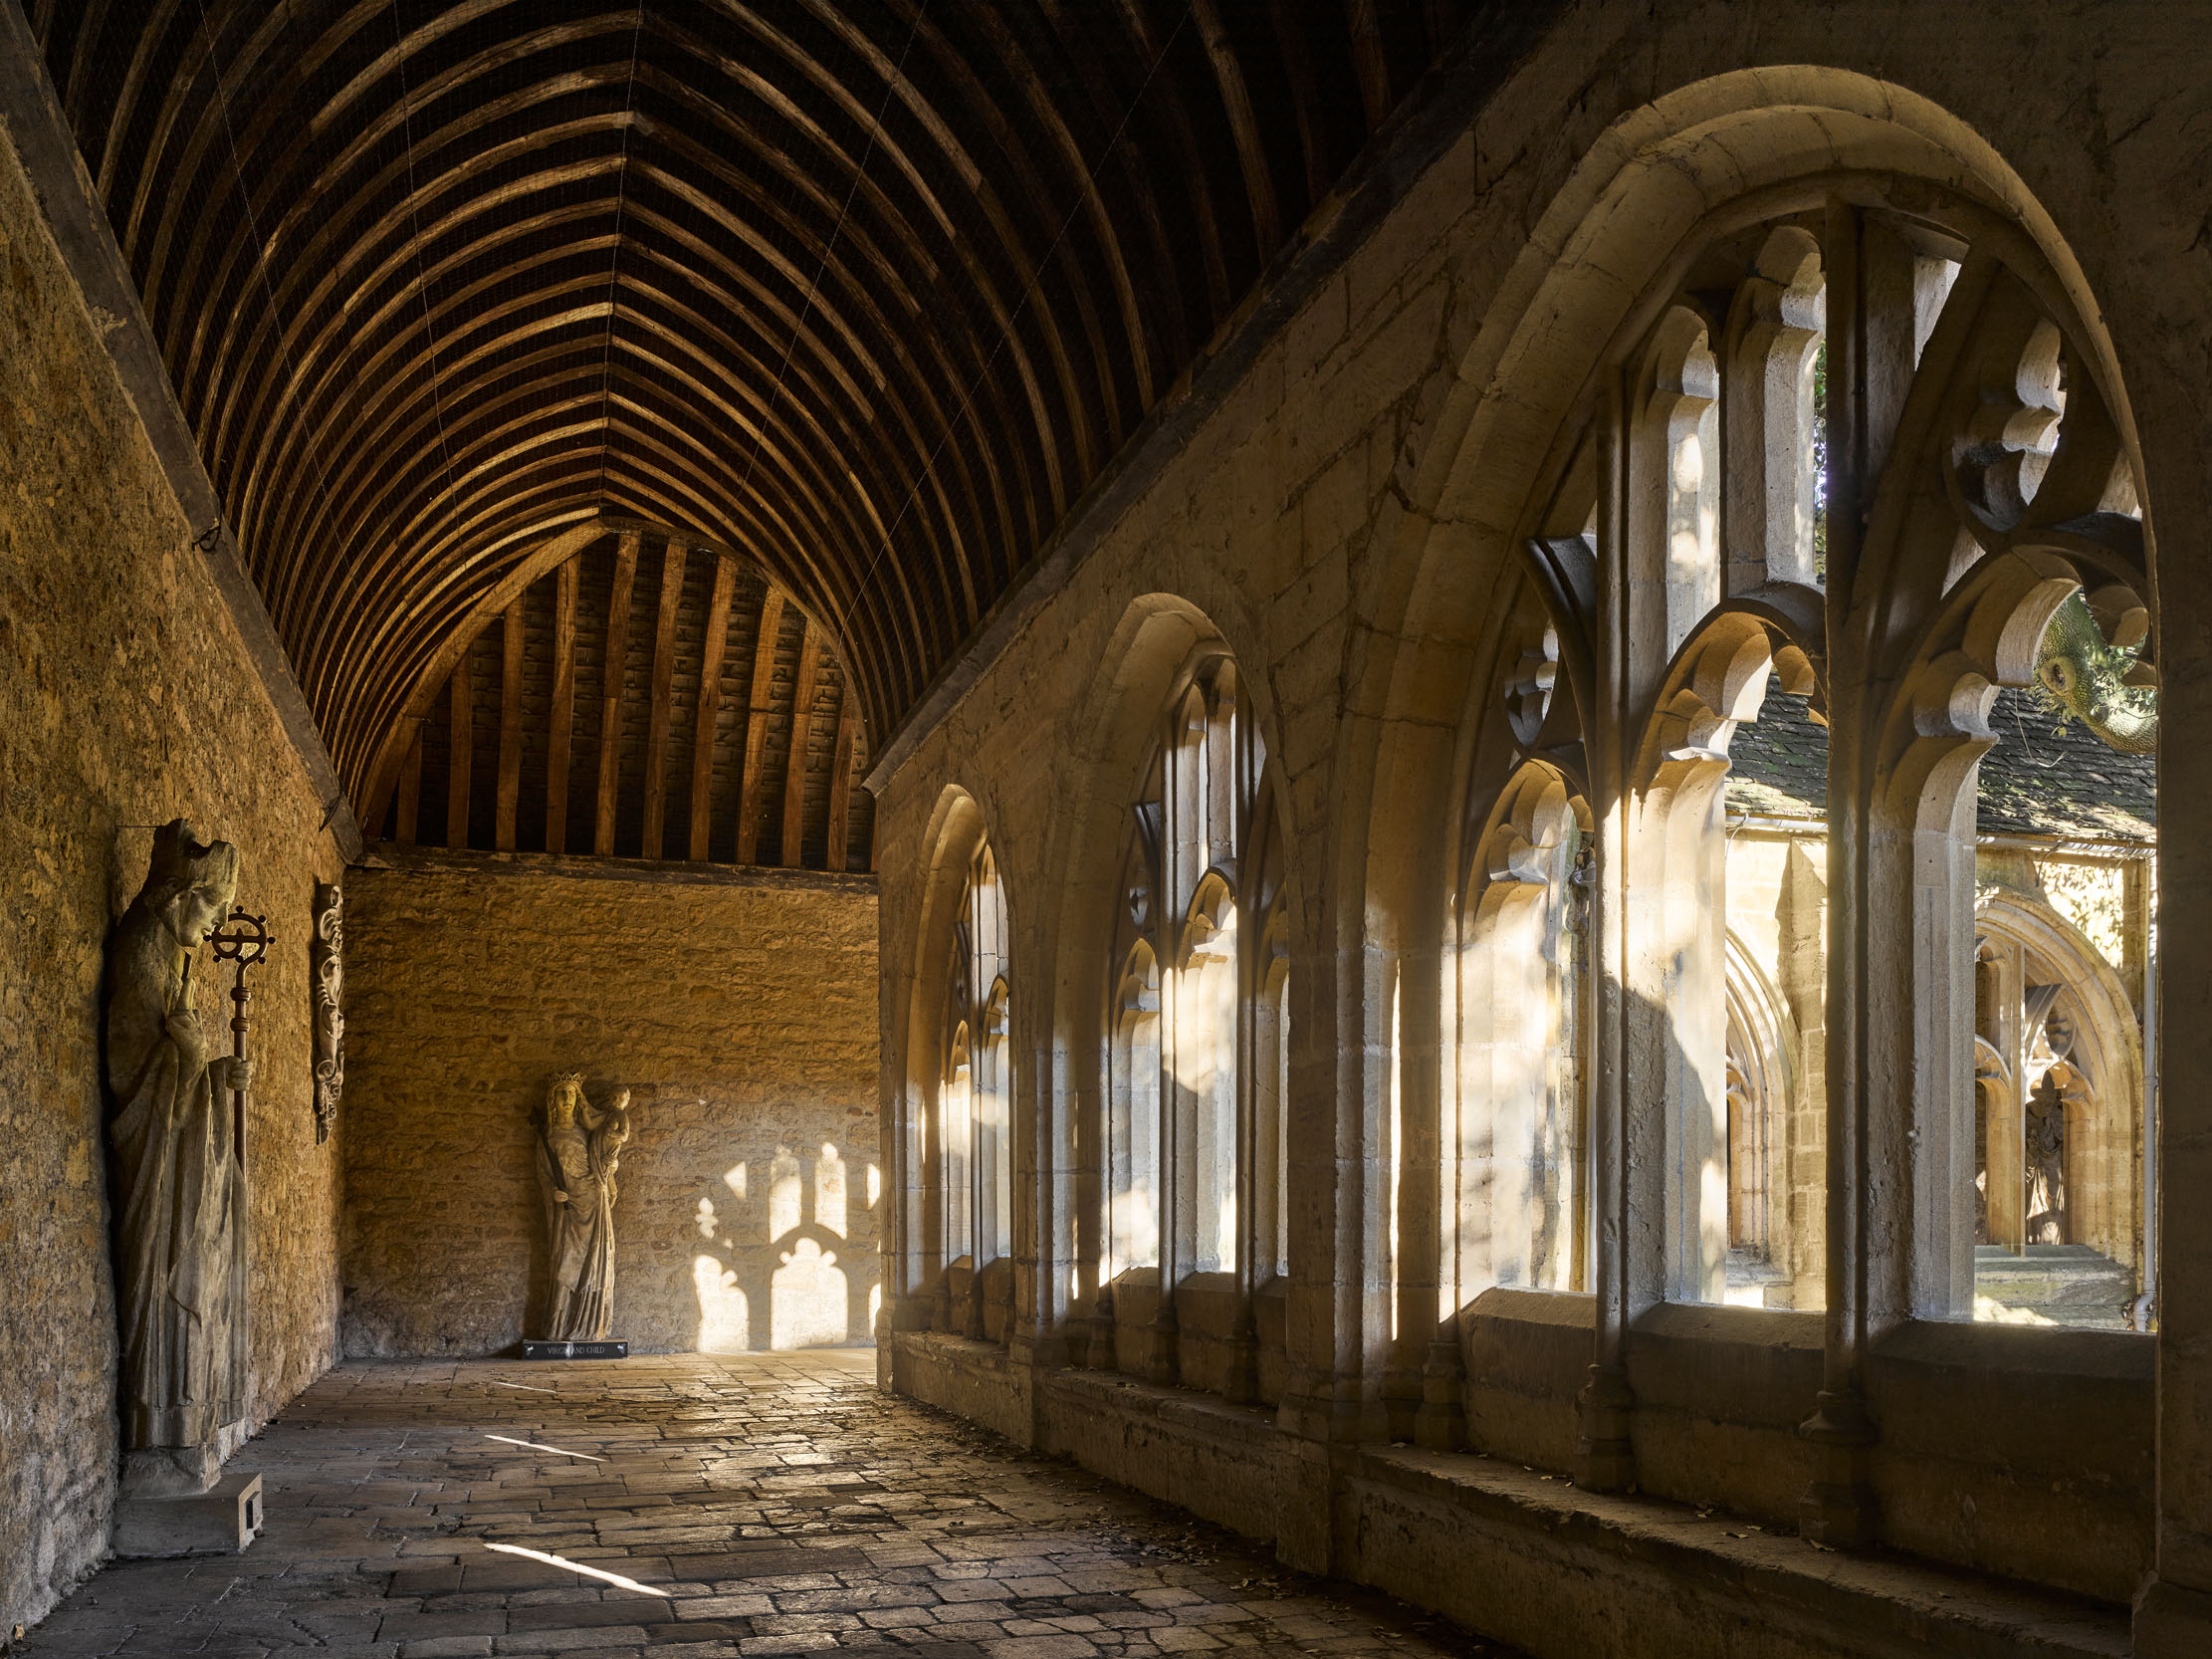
left=833, top=2, right=1196, bottom=660
left=732, top=0, right=932, bottom=504
left=591, top=4, right=647, bottom=498
left=187, top=0, right=350, bottom=586
left=388, top=0, right=459, bottom=495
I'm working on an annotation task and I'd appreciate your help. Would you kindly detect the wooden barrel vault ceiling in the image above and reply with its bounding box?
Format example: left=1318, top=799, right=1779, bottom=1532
left=386, top=526, right=873, bottom=869
left=32, top=0, right=1472, bottom=861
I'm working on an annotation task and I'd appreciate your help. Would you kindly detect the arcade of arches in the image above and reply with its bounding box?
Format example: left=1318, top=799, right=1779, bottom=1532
left=4, top=5, right=2212, bottom=1658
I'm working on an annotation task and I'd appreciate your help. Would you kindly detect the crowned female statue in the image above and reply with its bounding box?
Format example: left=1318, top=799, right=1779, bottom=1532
left=104, top=821, right=251, bottom=1498
left=533, top=1073, right=632, bottom=1341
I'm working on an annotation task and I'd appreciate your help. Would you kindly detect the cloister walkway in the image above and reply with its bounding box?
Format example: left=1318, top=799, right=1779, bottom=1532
left=17, top=1354, right=1501, bottom=1658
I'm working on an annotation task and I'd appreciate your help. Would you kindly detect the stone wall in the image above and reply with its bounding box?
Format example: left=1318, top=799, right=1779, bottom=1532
left=340, top=854, right=879, bottom=1359
left=869, top=0, right=2212, bottom=1642
left=0, top=121, right=344, bottom=1636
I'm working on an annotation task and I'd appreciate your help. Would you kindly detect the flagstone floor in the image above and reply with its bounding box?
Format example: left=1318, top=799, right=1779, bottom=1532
left=18, top=1352, right=1508, bottom=1658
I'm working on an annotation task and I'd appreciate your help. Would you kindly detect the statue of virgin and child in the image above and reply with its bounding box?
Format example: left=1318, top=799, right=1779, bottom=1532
left=533, top=1072, right=633, bottom=1341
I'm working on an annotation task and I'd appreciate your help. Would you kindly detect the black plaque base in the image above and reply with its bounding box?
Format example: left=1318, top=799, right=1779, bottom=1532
left=521, top=1338, right=629, bottom=1360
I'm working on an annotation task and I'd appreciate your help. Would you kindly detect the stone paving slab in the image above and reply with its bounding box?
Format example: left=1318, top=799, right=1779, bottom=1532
left=14, top=1353, right=1511, bottom=1657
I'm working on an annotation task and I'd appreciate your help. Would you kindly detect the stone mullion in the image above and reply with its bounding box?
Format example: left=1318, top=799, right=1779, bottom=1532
left=1669, top=784, right=1731, bottom=1304
left=2136, top=367, right=2212, bottom=1658
left=1224, top=831, right=1264, bottom=1406
left=962, top=881, right=991, bottom=1340
left=1384, top=915, right=1442, bottom=1440
left=1149, top=743, right=1185, bottom=1382
left=1018, top=966, right=1075, bottom=1373
left=2124, top=856, right=2153, bottom=1306
left=911, top=1061, right=939, bottom=1320
left=1414, top=881, right=1468, bottom=1453
left=914, top=898, right=946, bottom=1328
left=1987, top=944, right=2027, bottom=1253
left=1800, top=196, right=1882, bottom=1546
left=1576, top=366, right=1637, bottom=1492
left=1222, top=714, right=1277, bottom=1407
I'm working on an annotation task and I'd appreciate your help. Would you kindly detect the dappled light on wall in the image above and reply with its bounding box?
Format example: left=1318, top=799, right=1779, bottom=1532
left=692, top=1251, right=749, bottom=1352
left=689, top=1140, right=878, bottom=1352
left=772, top=1240, right=848, bottom=1349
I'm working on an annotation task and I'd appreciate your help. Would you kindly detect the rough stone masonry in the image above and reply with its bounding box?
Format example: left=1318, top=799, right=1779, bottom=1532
left=341, top=857, right=881, bottom=1362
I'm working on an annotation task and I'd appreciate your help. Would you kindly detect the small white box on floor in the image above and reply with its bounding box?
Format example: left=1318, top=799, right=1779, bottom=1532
left=111, top=1472, right=262, bottom=1558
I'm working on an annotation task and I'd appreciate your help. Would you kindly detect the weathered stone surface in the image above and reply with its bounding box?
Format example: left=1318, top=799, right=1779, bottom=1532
left=0, top=110, right=343, bottom=1640
left=15, top=1352, right=1497, bottom=1659
left=341, top=861, right=879, bottom=1358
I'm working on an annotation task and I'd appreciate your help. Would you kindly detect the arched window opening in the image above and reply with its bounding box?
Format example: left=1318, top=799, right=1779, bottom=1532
left=1577, top=217, right=1838, bottom=1309
left=1629, top=307, right=1724, bottom=653
left=1455, top=762, right=1593, bottom=1294
left=1631, top=544, right=1829, bottom=1307
left=1399, top=81, right=2162, bottom=1572
left=932, top=837, right=1011, bottom=1338
left=938, top=897, right=977, bottom=1281
left=960, top=845, right=1011, bottom=1269
left=1886, top=285, right=2156, bottom=1325
left=1721, top=226, right=1827, bottom=592
left=1721, top=934, right=1804, bottom=1305
left=1091, top=649, right=1286, bottom=1397
left=977, top=979, right=1012, bottom=1266
left=1108, top=941, right=1162, bottom=1277
left=1718, top=696, right=1831, bottom=1310
left=1176, top=877, right=1240, bottom=1275
left=1970, top=848, right=2151, bottom=1329
left=942, top=1019, right=974, bottom=1267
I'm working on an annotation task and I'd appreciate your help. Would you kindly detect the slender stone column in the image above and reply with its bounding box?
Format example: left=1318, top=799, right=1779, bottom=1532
left=1577, top=370, right=1638, bottom=1491
left=1148, top=914, right=1185, bottom=1387
left=1802, top=199, right=1952, bottom=1546
left=1013, top=1001, right=1075, bottom=1394
left=1271, top=909, right=1368, bottom=1572
left=1799, top=198, right=1883, bottom=1546
left=1224, top=924, right=1265, bottom=1407
left=2133, top=404, right=2212, bottom=1657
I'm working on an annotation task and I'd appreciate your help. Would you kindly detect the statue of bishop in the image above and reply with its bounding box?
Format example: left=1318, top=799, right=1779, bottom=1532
left=104, top=821, right=251, bottom=1497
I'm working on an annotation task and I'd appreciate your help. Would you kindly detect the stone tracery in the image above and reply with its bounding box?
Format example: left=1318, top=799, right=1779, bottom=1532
left=880, top=66, right=2177, bottom=1653
left=13, top=14, right=2212, bottom=1659
left=1078, top=648, right=1289, bottom=1402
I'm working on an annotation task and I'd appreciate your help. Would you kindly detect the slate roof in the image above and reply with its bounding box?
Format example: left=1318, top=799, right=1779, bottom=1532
left=1725, top=689, right=2156, bottom=840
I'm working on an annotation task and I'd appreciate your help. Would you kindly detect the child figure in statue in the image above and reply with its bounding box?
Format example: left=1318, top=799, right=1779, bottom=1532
left=533, top=1073, right=632, bottom=1341
left=104, top=821, right=251, bottom=1498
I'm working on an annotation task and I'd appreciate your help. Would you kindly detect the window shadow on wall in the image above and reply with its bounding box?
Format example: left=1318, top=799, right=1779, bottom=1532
left=691, top=1141, right=882, bottom=1350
